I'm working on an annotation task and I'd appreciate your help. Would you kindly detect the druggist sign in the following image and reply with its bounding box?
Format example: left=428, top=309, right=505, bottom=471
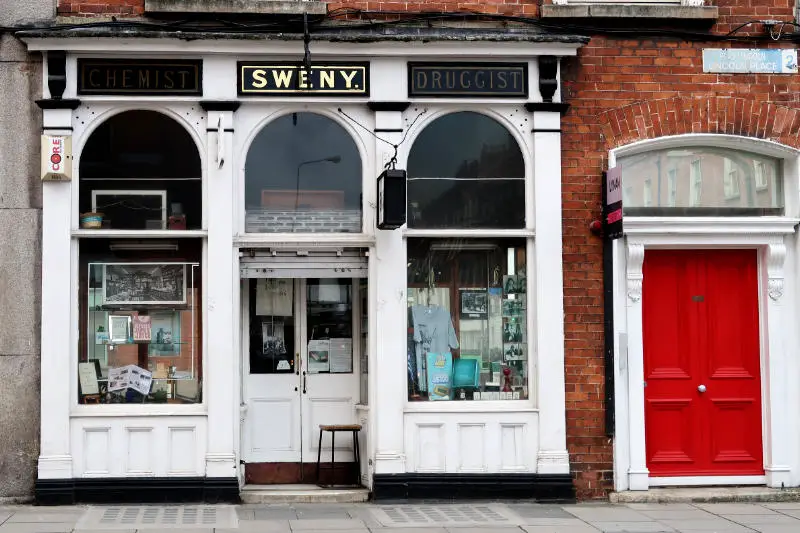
left=41, top=135, right=72, bottom=181
left=603, top=166, right=623, bottom=240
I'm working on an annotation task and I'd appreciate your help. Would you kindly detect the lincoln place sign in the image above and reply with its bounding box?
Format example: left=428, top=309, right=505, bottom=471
left=77, top=59, right=202, bottom=95
left=238, top=63, right=369, bottom=96
left=408, top=62, right=528, bottom=97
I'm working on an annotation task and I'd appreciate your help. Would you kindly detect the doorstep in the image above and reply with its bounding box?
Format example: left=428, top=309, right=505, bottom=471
left=611, top=486, right=800, bottom=503
left=241, top=484, right=370, bottom=504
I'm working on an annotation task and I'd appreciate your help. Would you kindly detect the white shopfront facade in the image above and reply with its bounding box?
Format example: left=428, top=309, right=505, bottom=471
left=23, top=31, right=584, bottom=503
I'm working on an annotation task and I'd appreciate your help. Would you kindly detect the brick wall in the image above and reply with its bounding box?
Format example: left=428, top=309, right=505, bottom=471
left=561, top=30, right=800, bottom=497
left=246, top=209, right=362, bottom=233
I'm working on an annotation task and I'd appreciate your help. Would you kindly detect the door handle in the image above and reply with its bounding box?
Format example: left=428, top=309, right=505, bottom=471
left=698, top=384, right=707, bottom=393
left=303, top=371, right=307, bottom=394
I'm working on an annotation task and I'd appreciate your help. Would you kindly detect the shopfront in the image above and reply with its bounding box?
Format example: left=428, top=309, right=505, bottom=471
left=23, top=28, right=585, bottom=503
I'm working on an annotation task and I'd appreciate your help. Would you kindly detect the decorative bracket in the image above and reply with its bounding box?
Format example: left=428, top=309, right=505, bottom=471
left=767, top=241, right=786, bottom=301
left=626, top=243, right=645, bottom=303
left=538, top=56, right=559, bottom=104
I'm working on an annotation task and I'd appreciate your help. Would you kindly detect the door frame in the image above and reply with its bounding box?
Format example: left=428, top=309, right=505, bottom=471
left=611, top=218, right=797, bottom=491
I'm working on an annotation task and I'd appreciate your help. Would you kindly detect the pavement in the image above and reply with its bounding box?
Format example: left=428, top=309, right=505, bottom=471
left=3, top=501, right=800, bottom=533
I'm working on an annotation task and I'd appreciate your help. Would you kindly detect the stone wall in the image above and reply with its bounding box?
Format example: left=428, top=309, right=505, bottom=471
left=0, top=0, right=54, bottom=500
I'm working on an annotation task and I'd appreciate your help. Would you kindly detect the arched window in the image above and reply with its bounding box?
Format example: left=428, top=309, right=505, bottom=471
left=407, top=111, right=525, bottom=229
left=618, top=146, right=783, bottom=216
left=245, top=112, right=362, bottom=233
left=405, top=112, right=529, bottom=403
left=80, top=110, right=202, bottom=229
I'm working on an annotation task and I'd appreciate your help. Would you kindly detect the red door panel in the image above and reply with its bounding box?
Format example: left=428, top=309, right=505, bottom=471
left=643, top=249, right=763, bottom=477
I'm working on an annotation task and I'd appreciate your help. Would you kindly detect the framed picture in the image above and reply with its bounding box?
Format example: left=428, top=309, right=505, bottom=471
left=503, top=342, right=526, bottom=361
left=103, top=263, right=186, bottom=306
left=460, top=289, right=488, bottom=319
left=109, top=315, right=131, bottom=343
left=149, top=312, right=180, bottom=357
left=503, top=275, right=527, bottom=295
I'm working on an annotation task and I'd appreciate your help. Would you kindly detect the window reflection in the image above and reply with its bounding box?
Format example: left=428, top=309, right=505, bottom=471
left=245, top=113, right=362, bottom=233
left=407, top=112, right=525, bottom=229
left=619, top=147, right=783, bottom=215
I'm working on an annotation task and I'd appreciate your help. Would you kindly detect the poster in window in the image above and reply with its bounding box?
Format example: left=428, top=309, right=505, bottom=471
left=502, top=316, right=525, bottom=343
left=459, top=289, right=488, bottom=319
left=109, top=315, right=131, bottom=343
left=262, top=320, right=287, bottom=358
left=308, top=339, right=330, bottom=373
left=103, top=263, right=186, bottom=306
left=149, top=312, right=180, bottom=356
left=501, top=297, right=525, bottom=317
left=132, top=315, right=152, bottom=342
left=503, top=342, right=526, bottom=362
left=503, top=275, right=526, bottom=295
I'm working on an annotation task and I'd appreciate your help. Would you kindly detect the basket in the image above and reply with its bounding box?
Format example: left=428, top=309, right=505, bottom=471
left=80, top=212, right=104, bottom=229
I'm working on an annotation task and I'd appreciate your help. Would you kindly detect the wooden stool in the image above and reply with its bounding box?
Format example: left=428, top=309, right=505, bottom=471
left=316, top=424, right=362, bottom=488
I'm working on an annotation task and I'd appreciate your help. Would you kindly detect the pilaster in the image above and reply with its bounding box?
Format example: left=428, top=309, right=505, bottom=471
left=625, top=241, right=648, bottom=490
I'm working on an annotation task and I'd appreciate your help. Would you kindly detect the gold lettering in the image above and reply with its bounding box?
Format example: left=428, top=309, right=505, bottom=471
left=320, top=70, right=335, bottom=89
left=432, top=71, right=441, bottom=89
left=251, top=69, right=268, bottom=89
left=475, top=71, right=485, bottom=89
left=163, top=71, right=174, bottom=89
left=139, top=70, right=151, bottom=89
left=106, top=69, right=117, bottom=88
left=178, top=70, right=189, bottom=88
left=460, top=71, right=471, bottom=89
left=497, top=72, right=507, bottom=89
left=298, top=69, right=309, bottom=89
left=340, top=69, right=358, bottom=89
left=445, top=71, right=456, bottom=89
left=272, top=69, right=293, bottom=88
left=89, top=69, right=100, bottom=88
left=122, top=69, right=133, bottom=89
left=510, top=70, right=521, bottom=89
left=415, top=71, right=428, bottom=89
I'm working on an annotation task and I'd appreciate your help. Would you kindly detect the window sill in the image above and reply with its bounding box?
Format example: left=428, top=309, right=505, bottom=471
left=71, top=404, right=206, bottom=417
left=145, top=0, right=327, bottom=16
left=540, top=4, right=718, bottom=20
left=73, top=229, right=208, bottom=238
left=405, top=402, right=538, bottom=414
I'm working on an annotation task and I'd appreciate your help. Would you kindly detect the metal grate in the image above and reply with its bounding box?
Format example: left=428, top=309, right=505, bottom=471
left=76, top=506, right=238, bottom=530
left=372, top=504, right=521, bottom=527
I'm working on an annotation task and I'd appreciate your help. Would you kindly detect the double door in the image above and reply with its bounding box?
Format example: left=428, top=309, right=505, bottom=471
left=643, top=249, right=764, bottom=477
left=242, top=278, right=361, bottom=482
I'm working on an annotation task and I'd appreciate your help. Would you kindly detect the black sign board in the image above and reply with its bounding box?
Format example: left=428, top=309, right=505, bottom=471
left=602, top=167, right=623, bottom=240
left=238, top=63, right=369, bottom=96
left=408, top=62, right=528, bottom=98
left=77, top=59, right=202, bottom=96
left=377, top=169, right=407, bottom=230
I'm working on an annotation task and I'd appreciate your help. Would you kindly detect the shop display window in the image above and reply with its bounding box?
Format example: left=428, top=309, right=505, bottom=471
left=245, top=112, right=362, bottom=234
left=407, top=111, right=525, bottom=229
left=619, top=146, right=783, bottom=216
left=79, top=239, right=202, bottom=404
left=406, top=238, right=528, bottom=401
left=79, top=110, right=202, bottom=230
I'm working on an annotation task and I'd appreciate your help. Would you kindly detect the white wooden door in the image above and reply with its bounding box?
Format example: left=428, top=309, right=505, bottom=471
left=242, top=278, right=360, bottom=467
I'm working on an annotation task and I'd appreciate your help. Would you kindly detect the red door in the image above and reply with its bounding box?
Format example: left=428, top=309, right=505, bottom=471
left=643, top=249, right=764, bottom=477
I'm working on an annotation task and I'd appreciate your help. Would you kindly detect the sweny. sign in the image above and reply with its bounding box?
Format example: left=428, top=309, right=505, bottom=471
left=239, top=63, right=369, bottom=96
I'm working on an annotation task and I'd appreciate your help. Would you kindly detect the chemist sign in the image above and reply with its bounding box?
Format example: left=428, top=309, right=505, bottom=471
left=703, top=48, right=798, bottom=74
left=40, top=135, right=72, bottom=181
left=602, top=166, right=623, bottom=240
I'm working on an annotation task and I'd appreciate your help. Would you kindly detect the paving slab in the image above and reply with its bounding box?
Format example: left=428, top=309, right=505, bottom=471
left=761, top=503, right=800, bottom=510
left=747, top=527, right=800, bottom=533
left=5, top=514, right=82, bottom=524
left=254, top=509, right=299, bottom=521
left=566, top=507, right=653, bottom=522
left=636, top=510, right=717, bottom=521
left=518, top=518, right=592, bottom=527
left=694, top=505, right=776, bottom=515
left=289, top=518, right=367, bottom=530
left=506, top=505, right=575, bottom=519
left=217, top=520, right=291, bottom=533
left=590, top=521, right=675, bottom=532
left=0, top=523, right=74, bottom=533
left=521, top=526, right=601, bottom=533
left=656, top=519, right=754, bottom=532
left=625, top=505, right=699, bottom=511
left=369, top=528, right=449, bottom=533
left=719, top=514, right=799, bottom=526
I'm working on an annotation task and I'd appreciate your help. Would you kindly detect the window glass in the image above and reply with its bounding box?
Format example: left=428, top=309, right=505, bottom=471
left=619, top=146, right=783, bottom=215
left=407, top=112, right=525, bottom=229
left=407, top=238, right=528, bottom=401
left=79, top=111, right=202, bottom=230
left=245, top=112, right=362, bottom=233
left=79, top=239, right=202, bottom=404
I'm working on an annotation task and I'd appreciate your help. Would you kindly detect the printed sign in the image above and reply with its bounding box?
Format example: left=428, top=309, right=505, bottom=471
left=603, top=167, right=623, bottom=240
left=41, top=135, right=72, bottom=181
left=702, top=49, right=798, bottom=74
left=426, top=352, right=453, bottom=401
left=408, top=62, right=528, bottom=97
left=77, top=59, right=203, bottom=95
left=238, top=63, right=369, bottom=96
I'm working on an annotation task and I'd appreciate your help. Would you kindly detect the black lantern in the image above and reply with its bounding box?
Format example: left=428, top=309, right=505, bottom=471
left=377, top=168, right=406, bottom=230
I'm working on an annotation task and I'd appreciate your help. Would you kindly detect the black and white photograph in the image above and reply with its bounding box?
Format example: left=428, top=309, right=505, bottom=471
left=502, top=297, right=525, bottom=317
left=149, top=312, right=180, bottom=356
left=262, top=320, right=288, bottom=358
left=503, top=317, right=525, bottom=343
left=460, top=289, right=488, bottom=319
left=103, top=263, right=186, bottom=305
left=503, top=275, right=527, bottom=295
left=503, top=342, right=526, bottom=361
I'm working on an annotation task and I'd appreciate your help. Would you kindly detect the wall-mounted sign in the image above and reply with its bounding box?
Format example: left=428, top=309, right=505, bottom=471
left=238, top=63, right=369, bottom=96
left=41, top=135, right=72, bottom=181
left=408, top=62, right=528, bottom=97
left=602, top=167, right=623, bottom=240
left=703, top=49, right=797, bottom=74
left=77, top=59, right=203, bottom=95
left=377, top=168, right=407, bottom=230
